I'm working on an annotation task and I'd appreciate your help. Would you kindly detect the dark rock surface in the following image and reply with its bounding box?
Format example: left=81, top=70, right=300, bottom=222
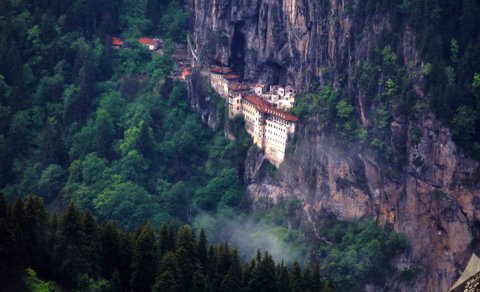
left=187, top=1, right=480, bottom=290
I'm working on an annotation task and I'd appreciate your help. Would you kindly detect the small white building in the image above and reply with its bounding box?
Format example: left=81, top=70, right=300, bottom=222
left=138, top=37, right=159, bottom=51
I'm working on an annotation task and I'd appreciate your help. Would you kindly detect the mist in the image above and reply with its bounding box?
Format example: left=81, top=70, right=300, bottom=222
left=193, top=208, right=308, bottom=265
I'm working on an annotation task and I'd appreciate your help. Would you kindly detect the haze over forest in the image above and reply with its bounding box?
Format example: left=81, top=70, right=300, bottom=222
left=0, top=0, right=479, bottom=291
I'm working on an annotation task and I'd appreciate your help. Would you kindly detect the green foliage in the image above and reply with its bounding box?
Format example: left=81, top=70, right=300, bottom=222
left=292, top=85, right=339, bottom=124
left=422, top=63, right=432, bottom=76
left=0, top=196, right=333, bottom=292
left=410, top=125, right=422, bottom=144
left=451, top=105, right=478, bottom=147
left=318, top=219, right=408, bottom=291
left=159, top=0, right=188, bottom=42
left=25, top=268, right=60, bottom=292
left=38, top=164, right=65, bottom=201
left=450, top=39, right=459, bottom=63
left=0, top=0, right=250, bottom=230
left=335, top=100, right=354, bottom=119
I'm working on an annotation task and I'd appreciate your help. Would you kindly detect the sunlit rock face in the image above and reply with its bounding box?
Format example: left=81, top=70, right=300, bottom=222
left=187, top=0, right=480, bottom=290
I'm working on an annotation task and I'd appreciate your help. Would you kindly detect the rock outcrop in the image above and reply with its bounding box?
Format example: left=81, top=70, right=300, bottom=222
left=187, top=0, right=480, bottom=290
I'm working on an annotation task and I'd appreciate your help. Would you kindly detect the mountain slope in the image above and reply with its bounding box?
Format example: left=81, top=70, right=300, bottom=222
left=188, top=0, right=480, bottom=290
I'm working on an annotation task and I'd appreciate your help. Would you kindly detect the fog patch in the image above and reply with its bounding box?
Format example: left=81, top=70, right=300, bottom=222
left=193, top=208, right=307, bottom=264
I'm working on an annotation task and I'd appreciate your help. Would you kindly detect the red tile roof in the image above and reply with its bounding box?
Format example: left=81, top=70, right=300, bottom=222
left=229, top=82, right=251, bottom=91
left=112, top=37, right=124, bottom=46
left=138, top=37, right=157, bottom=46
left=180, top=68, right=191, bottom=80
left=210, top=67, right=233, bottom=74
left=243, top=95, right=298, bottom=122
left=224, top=74, right=240, bottom=80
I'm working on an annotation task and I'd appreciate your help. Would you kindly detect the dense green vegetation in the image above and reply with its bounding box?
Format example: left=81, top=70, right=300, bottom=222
left=0, top=0, right=416, bottom=291
left=0, top=194, right=334, bottom=291
left=316, top=219, right=409, bottom=291
left=0, top=0, right=249, bottom=229
left=294, top=0, right=480, bottom=164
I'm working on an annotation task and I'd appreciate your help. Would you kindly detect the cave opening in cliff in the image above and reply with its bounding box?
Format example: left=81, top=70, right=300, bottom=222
left=230, top=22, right=246, bottom=76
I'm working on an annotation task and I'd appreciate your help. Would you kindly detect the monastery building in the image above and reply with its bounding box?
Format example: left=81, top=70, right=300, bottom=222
left=209, top=66, right=298, bottom=167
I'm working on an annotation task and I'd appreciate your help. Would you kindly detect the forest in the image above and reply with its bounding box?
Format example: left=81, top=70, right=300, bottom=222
left=0, top=194, right=335, bottom=291
left=0, top=0, right=414, bottom=290
left=294, top=0, right=480, bottom=168
left=0, top=0, right=251, bottom=229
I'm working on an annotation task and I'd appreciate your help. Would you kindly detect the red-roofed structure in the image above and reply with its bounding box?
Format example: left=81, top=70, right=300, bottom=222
left=138, top=37, right=159, bottom=50
left=180, top=68, right=191, bottom=80
left=224, top=74, right=240, bottom=80
left=243, top=95, right=298, bottom=122
left=210, top=67, right=233, bottom=74
left=229, top=82, right=251, bottom=91
left=112, top=37, right=124, bottom=48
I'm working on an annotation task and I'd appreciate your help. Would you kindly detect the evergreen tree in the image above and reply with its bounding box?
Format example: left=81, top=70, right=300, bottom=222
left=0, top=195, right=26, bottom=291
left=176, top=226, right=197, bottom=292
left=159, top=223, right=176, bottom=257
left=154, top=251, right=179, bottom=292
left=192, top=264, right=209, bottom=292
left=289, top=261, right=303, bottom=292
left=242, top=259, right=256, bottom=292
left=118, top=231, right=134, bottom=291
left=0, top=193, right=6, bottom=218
left=220, top=267, right=241, bottom=292
left=101, top=222, right=120, bottom=279
left=197, top=228, right=208, bottom=270
left=82, top=209, right=102, bottom=277
left=131, top=222, right=157, bottom=291
left=54, top=203, right=87, bottom=289
left=248, top=252, right=277, bottom=292
left=311, top=263, right=325, bottom=291
left=277, top=261, right=290, bottom=292
left=212, top=242, right=233, bottom=290
left=302, top=267, right=314, bottom=292
left=23, top=196, right=50, bottom=278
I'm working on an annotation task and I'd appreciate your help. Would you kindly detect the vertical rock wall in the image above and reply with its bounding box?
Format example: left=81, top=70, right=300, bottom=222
left=188, top=0, right=480, bottom=290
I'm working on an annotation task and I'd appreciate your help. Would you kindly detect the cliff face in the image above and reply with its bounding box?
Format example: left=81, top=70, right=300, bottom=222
left=188, top=0, right=480, bottom=290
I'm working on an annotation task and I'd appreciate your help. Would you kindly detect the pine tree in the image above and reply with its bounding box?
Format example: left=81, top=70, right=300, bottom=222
left=311, top=263, right=325, bottom=291
left=118, top=231, right=134, bottom=291
left=54, top=203, right=87, bottom=289
left=192, top=264, right=209, bottom=292
left=154, top=270, right=178, bottom=292
left=82, top=209, right=102, bottom=277
left=131, top=222, right=157, bottom=291
left=0, top=196, right=26, bottom=291
left=277, top=261, right=290, bottom=292
left=302, top=266, right=314, bottom=292
left=110, top=268, right=122, bottom=292
left=289, top=261, right=303, bottom=292
left=0, top=192, right=7, bottom=219
left=211, top=242, right=232, bottom=290
left=242, top=259, right=256, bottom=291
left=23, top=196, right=50, bottom=278
left=101, top=222, right=120, bottom=279
left=159, top=223, right=176, bottom=257
left=197, top=228, right=208, bottom=270
left=154, top=251, right=179, bottom=292
left=40, top=8, right=57, bottom=44
left=220, top=268, right=241, bottom=292
left=248, top=252, right=277, bottom=292
left=10, top=197, right=26, bottom=228
left=176, top=225, right=197, bottom=292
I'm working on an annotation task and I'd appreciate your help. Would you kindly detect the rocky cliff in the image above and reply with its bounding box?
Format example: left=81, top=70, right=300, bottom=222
left=187, top=0, right=480, bottom=290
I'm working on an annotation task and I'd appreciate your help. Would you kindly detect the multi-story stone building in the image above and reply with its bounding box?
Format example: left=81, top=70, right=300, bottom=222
left=209, top=67, right=298, bottom=167
left=210, top=67, right=240, bottom=97
left=241, top=95, right=297, bottom=167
